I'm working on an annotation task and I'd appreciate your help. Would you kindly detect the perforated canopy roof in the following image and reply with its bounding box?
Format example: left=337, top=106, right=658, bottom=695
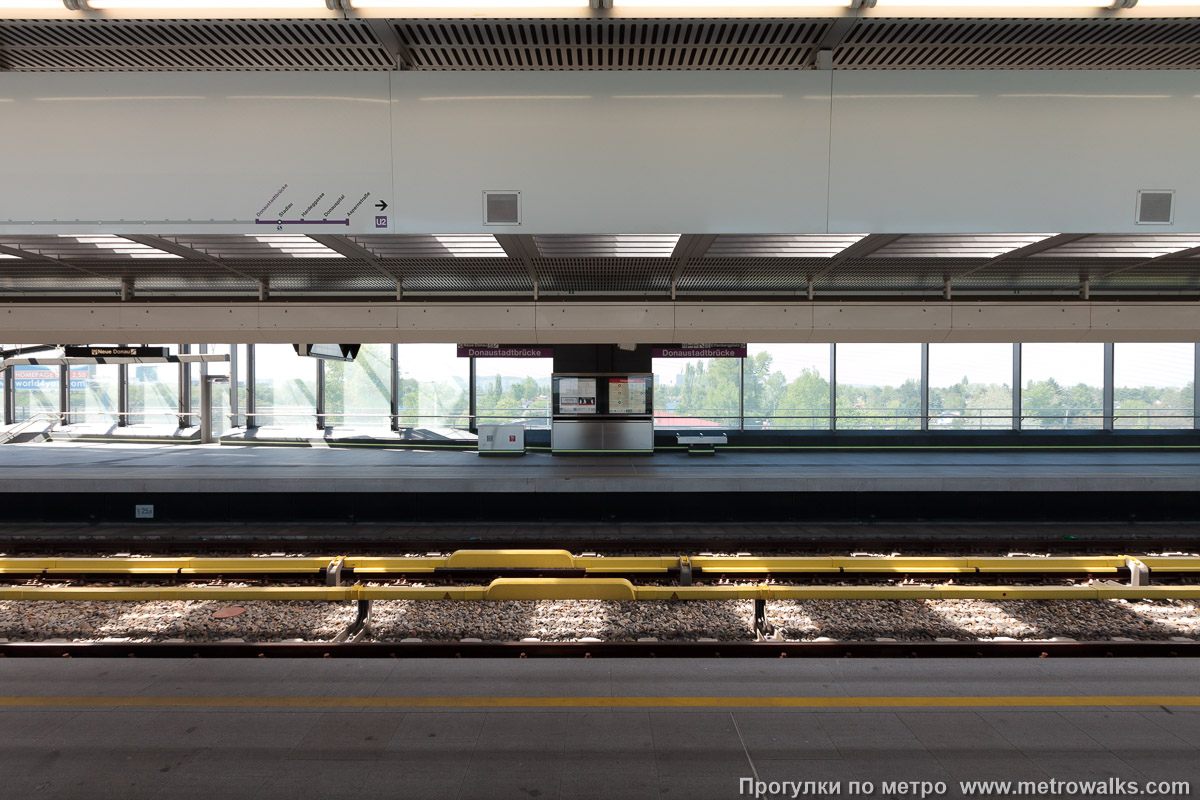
left=2, top=232, right=1198, bottom=297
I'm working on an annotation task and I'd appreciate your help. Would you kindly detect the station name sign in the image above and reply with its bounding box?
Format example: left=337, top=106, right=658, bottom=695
left=63, top=346, right=170, bottom=358
left=457, top=345, right=553, bottom=358
left=652, top=343, right=747, bottom=358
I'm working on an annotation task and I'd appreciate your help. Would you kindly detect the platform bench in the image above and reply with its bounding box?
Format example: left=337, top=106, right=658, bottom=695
left=676, top=433, right=727, bottom=455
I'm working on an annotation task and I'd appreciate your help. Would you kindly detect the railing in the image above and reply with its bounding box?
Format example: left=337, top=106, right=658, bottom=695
left=0, top=412, right=65, bottom=444
left=1113, top=408, right=1194, bottom=430
left=655, top=406, right=1195, bottom=431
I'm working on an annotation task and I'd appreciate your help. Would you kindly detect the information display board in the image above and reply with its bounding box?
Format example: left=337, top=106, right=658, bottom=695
left=552, top=373, right=653, bottom=419
left=608, top=376, right=649, bottom=415
left=556, top=377, right=598, bottom=415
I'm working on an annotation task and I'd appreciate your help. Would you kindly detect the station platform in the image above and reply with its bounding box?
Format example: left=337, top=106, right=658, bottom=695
left=3, top=440, right=1199, bottom=494
left=2, top=440, right=1199, bottom=522
left=1, top=658, right=1197, bottom=799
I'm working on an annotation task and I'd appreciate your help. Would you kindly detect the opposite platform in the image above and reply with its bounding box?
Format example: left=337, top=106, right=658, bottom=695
left=1, top=658, right=1198, bottom=800
left=2, top=441, right=1199, bottom=494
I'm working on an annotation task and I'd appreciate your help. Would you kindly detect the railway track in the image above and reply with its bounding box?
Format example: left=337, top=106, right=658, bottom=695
left=3, top=523, right=1199, bottom=556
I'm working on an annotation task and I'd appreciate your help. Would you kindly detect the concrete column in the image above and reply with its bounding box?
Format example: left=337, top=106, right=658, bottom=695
left=59, top=363, right=69, bottom=426
left=245, top=344, right=257, bottom=429
left=829, top=343, right=837, bottom=432
left=468, top=356, right=478, bottom=433
left=1012, top=343, right=1022, bottom=431
left=3, top=364, right=13, bottom=425
left=1103, top=342, right=1115, bottom=432
left=228, top=344, right=240, bottom=428
left=390, top=343, right=400, bottom=432
left=200, top=375, right=229, bottom=444
left=178, top=344, right=192, bottom=428
left=920, top=342, right=930, bottom=432
left=315, top=358, right=325, bottom=431
left=738, top=355, right=745, bottom=432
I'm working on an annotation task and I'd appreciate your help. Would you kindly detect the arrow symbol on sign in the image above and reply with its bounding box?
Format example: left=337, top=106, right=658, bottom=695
left=375, top=201, right=388, bottom=212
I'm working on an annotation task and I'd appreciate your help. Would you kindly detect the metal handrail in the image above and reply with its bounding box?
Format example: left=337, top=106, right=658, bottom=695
left=0, top=412, right=65, bottom=444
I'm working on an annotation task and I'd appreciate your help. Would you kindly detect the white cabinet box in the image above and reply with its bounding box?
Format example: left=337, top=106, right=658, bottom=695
left=477, top=425, right=525, bottom=455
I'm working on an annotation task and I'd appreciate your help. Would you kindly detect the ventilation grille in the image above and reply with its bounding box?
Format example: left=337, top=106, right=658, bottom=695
left=0, top=19, right=393, bottom=71
left=2, top=16, right=1197, bottom=72
left=835, top=17, right=1200, bottom=70
left=1137, top=191, right=1175, bottom=225
left=484, top=192, right=521, bottom=226
left=395, top=19, right=830, bottom=70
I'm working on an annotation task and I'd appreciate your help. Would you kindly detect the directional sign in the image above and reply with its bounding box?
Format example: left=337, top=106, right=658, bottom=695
left=64, top=346, right=169, bottom=358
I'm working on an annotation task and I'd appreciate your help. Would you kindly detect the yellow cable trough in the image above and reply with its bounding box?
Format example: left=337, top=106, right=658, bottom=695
left=3, top=580, right=1200, bottom=602
left=3, top=552, right=1193, bottom=577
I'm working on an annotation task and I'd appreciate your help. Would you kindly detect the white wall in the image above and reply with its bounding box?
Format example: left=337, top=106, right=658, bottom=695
left=827, top=71, right=1200, bottom=234
left=390, top=71, right=832, bottom=234
left=0, top=70, right=1197, bottom=235
left=0, top=72, right=394, bottom=235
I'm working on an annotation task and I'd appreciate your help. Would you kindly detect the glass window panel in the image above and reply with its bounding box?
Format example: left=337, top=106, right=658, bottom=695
left=652, top=357, right=740, bottom=429
left=1021, top=343, right=1104, bottom=429
left=69, top=363, right=119, bottom=425
left=253, top=344, right=317, bottom=428
left=928, top=343, right=1013, bottom=430
left=474, top=355, right=551, bottom=429
left=835, top=343, right=922, bottom=430
left=325, top=344, right=392, bottom=429
left=12, top=362, right=59, bottom=423
left=128, top=347, right=178, bottom=426
left=744, top=344, right=830, bottom=430
left=1114, top=343, right=1195, bottom=430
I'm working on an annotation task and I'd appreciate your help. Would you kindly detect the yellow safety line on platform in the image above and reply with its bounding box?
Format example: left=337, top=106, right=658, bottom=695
left=1, top=695, right=1198, bottom=709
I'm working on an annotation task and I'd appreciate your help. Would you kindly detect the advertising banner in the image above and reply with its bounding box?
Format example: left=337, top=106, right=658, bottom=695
left=12, top=366, right=89, bottom=391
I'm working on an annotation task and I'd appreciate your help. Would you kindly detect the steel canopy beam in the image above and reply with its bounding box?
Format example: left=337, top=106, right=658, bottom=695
left=668, top=234, right=718, bottom=299
left=1089, top=244, right=1200, bottom=282
left=121, top=235, right=260, bottom=283
left=0, top=244, right=119, bottom=285
left=495, top=235, right=541, bottom=299
left=307, top=234, right=401, bottom=285
left=951, top=234, right=1094, bottom=283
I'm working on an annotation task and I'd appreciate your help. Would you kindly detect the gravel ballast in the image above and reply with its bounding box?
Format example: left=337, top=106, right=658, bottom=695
left=1, top=597, right=1197, bottom=643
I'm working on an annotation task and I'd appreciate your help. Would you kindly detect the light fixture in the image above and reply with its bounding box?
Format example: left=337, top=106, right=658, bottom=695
left=613, top=0, right=852, bottom=6
left=349, top=0, right=588, bottom=6
left=874, top=0, right=1132, bottom=6
left=78, top=1, right=329, bottom=9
